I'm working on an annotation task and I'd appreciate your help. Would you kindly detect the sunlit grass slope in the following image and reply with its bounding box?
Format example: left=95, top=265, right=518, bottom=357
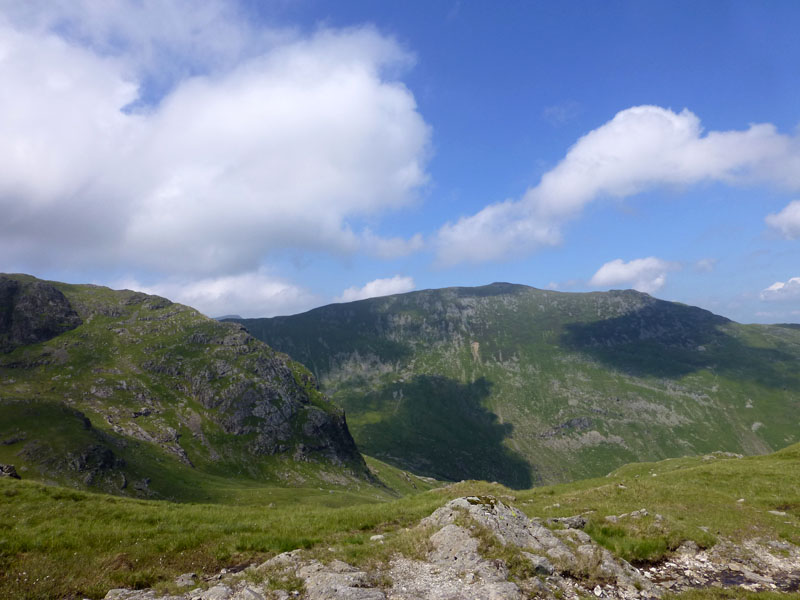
left=1, top=443, right=797, bottom=599
left=0, top=274, right=374, bottom=499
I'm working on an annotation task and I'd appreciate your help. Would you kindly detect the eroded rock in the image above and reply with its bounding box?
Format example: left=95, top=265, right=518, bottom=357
left=101, top=496, right=800, bottom=600
left=0, top=463, right=20, bottom=479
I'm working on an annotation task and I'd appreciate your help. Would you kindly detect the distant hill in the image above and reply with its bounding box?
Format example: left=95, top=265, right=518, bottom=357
left=0, top=274, right=372, bottom=499
left=230, top=283, right=800, bottom=488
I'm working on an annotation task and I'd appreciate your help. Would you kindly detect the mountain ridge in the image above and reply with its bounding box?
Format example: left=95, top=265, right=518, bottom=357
left=230, top=282, right=800, bottom=488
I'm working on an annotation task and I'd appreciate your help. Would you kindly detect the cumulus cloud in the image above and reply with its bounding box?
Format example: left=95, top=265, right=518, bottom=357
left=760, top=277, right=800, bottom=302
left=436, top=105, right=800, bottom=265
left=0, top=0, right=283, bottom=93
left=336, top=275, right=415, bottom=302
left=118, top=270, right=319, bottom=318
left=0, top=5, right=430, bottom=276
left=765, top=200, right=800, bottom=239
left=589, top=257, right=679, bottom=294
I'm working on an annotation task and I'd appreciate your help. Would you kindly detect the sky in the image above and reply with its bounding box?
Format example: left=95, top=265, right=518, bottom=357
left=1, top=0, right=799, bottom=323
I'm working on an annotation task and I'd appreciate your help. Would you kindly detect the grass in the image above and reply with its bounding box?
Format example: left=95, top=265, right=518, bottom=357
left=509, top=446, right=800, bottom=563
left=0, top=477, right=448, bottom=599
left=2, top=443, right=798, bottom=599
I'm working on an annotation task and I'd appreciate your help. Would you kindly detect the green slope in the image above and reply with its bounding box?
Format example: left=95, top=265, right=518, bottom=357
left=232, top=283, right=800, bottom=487
left=1, top=442, right=797, bottom=599
left=0, top=274, right=378, bottom=499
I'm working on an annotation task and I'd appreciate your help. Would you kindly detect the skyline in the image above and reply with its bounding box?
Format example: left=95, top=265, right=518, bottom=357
left=1, top=1, right=799, bottom=322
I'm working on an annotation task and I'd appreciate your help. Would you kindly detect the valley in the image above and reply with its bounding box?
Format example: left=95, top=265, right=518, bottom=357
left=2, top=275, right=799, bottom=599
left=231, top=283, right=800, bottom=487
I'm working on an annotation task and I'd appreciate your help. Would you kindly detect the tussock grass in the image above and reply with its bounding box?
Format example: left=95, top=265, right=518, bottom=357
left=0, top=477, right=446, bottom=599
left=2, top=443, right=799, bottom=599
left=512, top=447, right=800, bottom=563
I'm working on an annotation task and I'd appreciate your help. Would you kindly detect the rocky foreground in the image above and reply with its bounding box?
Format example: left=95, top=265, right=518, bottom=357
left=105, top=496, right=800, bottom=600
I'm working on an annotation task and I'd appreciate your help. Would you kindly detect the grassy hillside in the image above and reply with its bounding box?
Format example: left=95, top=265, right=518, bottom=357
left=232, top=283, right=800, bottom=487
left=0, top=274, right=378, bottom=499
left=1, top=442, right=797, bottom=599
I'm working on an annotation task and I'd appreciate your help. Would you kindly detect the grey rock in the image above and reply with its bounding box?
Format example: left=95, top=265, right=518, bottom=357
left=0, top=464, right=21, bottom=479
left=422, top=497, right=572, bottom=556
left=521, top=552, right=555, bottom=575
left=428, top=524, right=483, bottom=571
left=548, top=515, right=588, bottom=529
left=256, top=549, right=304, bottom=571
left=231, top=587, right=266, bottom=600
left=174, top=573, right=197, bottom=588
left=199, top=585, right=233, bottom=600
left=0, top=276, right=82, bottom=353
left=299, top=560, right=385, bottom=600
left=389, top=556, right=521, bottom=600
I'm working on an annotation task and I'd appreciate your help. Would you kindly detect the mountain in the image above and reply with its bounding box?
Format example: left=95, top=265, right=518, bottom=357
left=230, top=282, right=800, bottom=488
left=0, top=274, right=372, bottom=499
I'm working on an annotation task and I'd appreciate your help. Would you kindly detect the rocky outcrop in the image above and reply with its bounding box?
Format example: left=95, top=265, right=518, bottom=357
left=0, top=464, right=20, bottom=479
left=0, top=275, right=371, bottom=497
left=0, top=275, right=82, bottom=353
left=100, top=496, right=800, bottom=600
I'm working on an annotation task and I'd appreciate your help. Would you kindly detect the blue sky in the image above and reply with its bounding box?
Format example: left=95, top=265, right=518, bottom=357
left=1, top=1, right=799, bottom=322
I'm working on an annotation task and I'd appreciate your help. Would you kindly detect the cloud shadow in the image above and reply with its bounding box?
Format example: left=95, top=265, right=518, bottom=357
left=560, top=301, right=800, bottom=387
left=346, top=374, right=533, bottom=489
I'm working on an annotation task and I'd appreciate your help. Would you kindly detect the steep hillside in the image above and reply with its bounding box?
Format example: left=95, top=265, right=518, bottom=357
left=0, top=274, right=372, bottom=499
left=231, top=283, right=800, bottom=487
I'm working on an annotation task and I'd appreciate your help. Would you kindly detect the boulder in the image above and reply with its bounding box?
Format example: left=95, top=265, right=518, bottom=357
left=0, top=464, right=20, bottom=479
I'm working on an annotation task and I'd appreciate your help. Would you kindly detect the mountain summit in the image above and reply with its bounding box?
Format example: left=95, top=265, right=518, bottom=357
left=231, top=283, right=800, bottom=488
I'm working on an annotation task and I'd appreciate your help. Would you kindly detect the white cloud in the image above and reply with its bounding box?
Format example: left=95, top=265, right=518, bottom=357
left=0, top=0, right=282, bottom=91
left=765, top=200, right=800, bottom=239
left=695, top=258, right=718, bottom=272
left=589, top=257, right=679, bottom=295
left=760, top=277, right=800, bottom=302
left=336, top=275, right=415, bottom=302
left=0, top=7, right=430, bottom=276
left=118, top=270, right=319, bottom=318
left=436, top=105, right=800, bottom=265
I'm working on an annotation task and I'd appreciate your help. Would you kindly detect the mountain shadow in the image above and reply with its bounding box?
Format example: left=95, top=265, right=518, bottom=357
left=341, top=375, right=534, bottom=489
left=561, top=302, right=800, bottom=387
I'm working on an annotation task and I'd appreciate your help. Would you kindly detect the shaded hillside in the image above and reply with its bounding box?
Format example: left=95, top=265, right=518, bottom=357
left=0, top=274, right=371, bottom=499
left=232, top=283, right=800, bottom=487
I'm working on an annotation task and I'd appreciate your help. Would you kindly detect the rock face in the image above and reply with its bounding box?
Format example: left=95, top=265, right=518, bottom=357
left=0, top=275, right=82, bottom=353
left=0, top=274, right=370, bottom=497
left=101, top=496, right=800, bottom=600
left=231, top=283, right=800, bottom=486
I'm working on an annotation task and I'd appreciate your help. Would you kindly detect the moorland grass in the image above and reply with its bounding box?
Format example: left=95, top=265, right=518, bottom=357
left=509, top=445, right=800, bottom=563
left=0, top=477, right=448, bottom=599
left=1, top=443, right=798, bottom=599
